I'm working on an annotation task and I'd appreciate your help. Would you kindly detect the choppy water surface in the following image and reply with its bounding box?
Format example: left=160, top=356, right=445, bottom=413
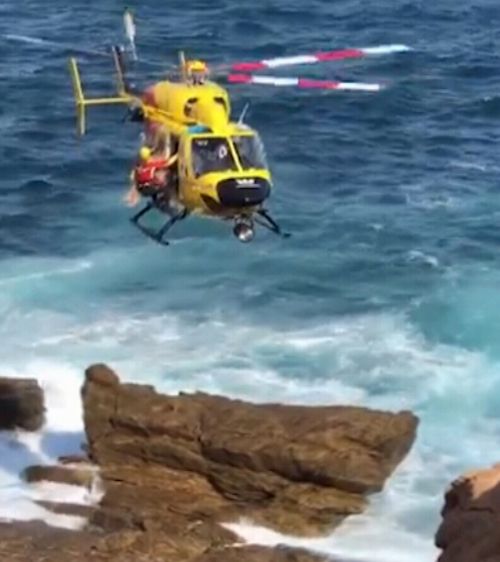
left=1, top=1, right=500, bottom=560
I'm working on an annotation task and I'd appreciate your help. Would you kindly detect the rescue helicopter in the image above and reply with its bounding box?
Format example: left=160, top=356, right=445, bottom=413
left=63, top=10, right=411, bottom=245
left=69, top=49, right=281, bottom=245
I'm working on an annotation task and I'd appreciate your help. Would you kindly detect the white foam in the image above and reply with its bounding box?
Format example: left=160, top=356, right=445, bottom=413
left=222, top=449, right=441, bottom=562
left=1, top=361, right=84, bottom=433
left=30, top=481, right=95, bottom=504
left=9, top=308, right=495, bottom=414
left=404, top=191, right=461, bottom=211
left=449, top=159, right=488, bottom=172
left=1, top=303, right=499, bottom=558
left=0, top=361, right=102, bottom=529
left=0, top=495, right=87, bottom=530
left=224, top=520, right=436, bottom=562
left=407, top=250, right=440, bottom=268
left=0, top=259, right=92, bottom=287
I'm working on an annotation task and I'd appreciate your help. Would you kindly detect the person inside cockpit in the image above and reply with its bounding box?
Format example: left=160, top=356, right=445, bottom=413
left=191, top=137, right=237, bottom=177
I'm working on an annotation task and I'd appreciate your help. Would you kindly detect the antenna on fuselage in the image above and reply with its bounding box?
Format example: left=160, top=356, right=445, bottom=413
left=238, top=102, right=250, bottom=124
left=179, top=50, right=187, bottom=82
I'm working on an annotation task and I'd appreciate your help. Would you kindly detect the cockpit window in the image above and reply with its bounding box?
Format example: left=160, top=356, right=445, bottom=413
left=191, top=137, right=237, bottom=177
left=231, top=134, right=268, bottom=170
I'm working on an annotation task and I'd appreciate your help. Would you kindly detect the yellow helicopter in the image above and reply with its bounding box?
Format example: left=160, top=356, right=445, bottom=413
left=63, top=10, right=410, bottom=245
left=69, top=48, right=283, bottom=245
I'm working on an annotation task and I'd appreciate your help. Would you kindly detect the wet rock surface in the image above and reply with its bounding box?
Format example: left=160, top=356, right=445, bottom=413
left=0, top=377, right=45, bottom=431
left=0, top=520, right=329, bottom=562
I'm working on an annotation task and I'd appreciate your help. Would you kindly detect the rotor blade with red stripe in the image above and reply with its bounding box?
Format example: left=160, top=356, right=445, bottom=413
left=228, top=44, right=411, bottom=72
left=228, top=74, right=382, bottom=91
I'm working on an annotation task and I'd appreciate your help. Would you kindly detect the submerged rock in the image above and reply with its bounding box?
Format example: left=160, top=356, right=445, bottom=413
left=0, top=377, right=45, bottom=431
left=435, top=463, right=500, bottom=562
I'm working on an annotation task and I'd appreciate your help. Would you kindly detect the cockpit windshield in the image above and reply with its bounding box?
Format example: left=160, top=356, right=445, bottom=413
left=191, top=137, right=237, bottom=177
left=231, top=134, right=268, bottom=170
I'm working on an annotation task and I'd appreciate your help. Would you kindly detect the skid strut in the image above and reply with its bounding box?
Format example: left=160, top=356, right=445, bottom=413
left=255, top=209, right=291, bottom=238
left=130, top=200, right=188, bottom=246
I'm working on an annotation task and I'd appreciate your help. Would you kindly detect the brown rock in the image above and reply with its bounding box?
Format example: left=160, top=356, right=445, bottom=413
left=81, top=364, right=417, bottom=537
left=435, top=463, right=500, bottom=562
left=85, top=364, right=120, bottom=387
left=1, top=363, right=418, bottom=562
left=23, top=465, right=95, bottom=489
left=195, top=544, right=328, bottom=562
left=0, top=377, right=45, bottom=431
left=0, top=521, right=329, bottom=562
left=59, top=454, right=91, bottom=465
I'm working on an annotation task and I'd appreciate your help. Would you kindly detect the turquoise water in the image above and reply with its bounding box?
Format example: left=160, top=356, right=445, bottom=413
left=1, top=1, right=500, bottom=560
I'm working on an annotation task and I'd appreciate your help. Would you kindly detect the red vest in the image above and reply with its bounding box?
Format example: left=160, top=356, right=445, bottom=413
left=135, top=158, right=168, bottom=186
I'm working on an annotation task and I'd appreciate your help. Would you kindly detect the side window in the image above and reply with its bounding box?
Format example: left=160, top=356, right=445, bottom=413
left=184, top=98, right=198, bottom=118
left=232, top=134, right=268, bottom=170
left=214, top=96, right=228, bottom=114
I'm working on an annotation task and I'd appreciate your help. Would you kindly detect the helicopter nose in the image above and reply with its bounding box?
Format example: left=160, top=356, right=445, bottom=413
left=217, top=177, right=270, bottom=208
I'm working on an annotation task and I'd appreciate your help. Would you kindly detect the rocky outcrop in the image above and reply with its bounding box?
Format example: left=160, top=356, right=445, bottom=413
left=0, top=520, right=327, bottom=562
left=0, top=377, right=45, bottom=431
left=82, top=363, right=418, bottom=537
left=23, top=464, right=96, bottom=489
left=0, top=363, right=419, bottom=562
left=436, top=463, right=500, bottom=562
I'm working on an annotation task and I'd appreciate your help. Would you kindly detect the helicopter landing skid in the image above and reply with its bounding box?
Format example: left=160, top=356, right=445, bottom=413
left=130, top=203, right=188, bottom=246
left=255, top=209, right=291, bottom=239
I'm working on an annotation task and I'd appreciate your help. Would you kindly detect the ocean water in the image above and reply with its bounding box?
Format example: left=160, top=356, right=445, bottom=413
left=1, top=0, right=500, bottom=559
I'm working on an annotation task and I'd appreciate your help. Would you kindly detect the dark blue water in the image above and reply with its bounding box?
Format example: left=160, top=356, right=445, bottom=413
left=1, top=1, right=500, bottom=560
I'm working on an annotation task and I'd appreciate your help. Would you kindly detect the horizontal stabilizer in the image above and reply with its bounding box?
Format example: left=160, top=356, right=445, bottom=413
left=68, top=56, right=130, bottom=135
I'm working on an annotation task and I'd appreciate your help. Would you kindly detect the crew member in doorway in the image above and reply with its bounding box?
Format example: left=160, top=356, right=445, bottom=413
left=124, top=146, right=178, bottom=207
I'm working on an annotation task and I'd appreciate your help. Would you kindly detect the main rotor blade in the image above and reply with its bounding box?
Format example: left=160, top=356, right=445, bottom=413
left=221, top=44, right=411, bottom=73
left=123, top=9, right=138, bottom=61
left=3, top=33, right=111, bottom=58
left=3, top=33, right=176, bottom=72
left=227, top=74, right=383, bottom=91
